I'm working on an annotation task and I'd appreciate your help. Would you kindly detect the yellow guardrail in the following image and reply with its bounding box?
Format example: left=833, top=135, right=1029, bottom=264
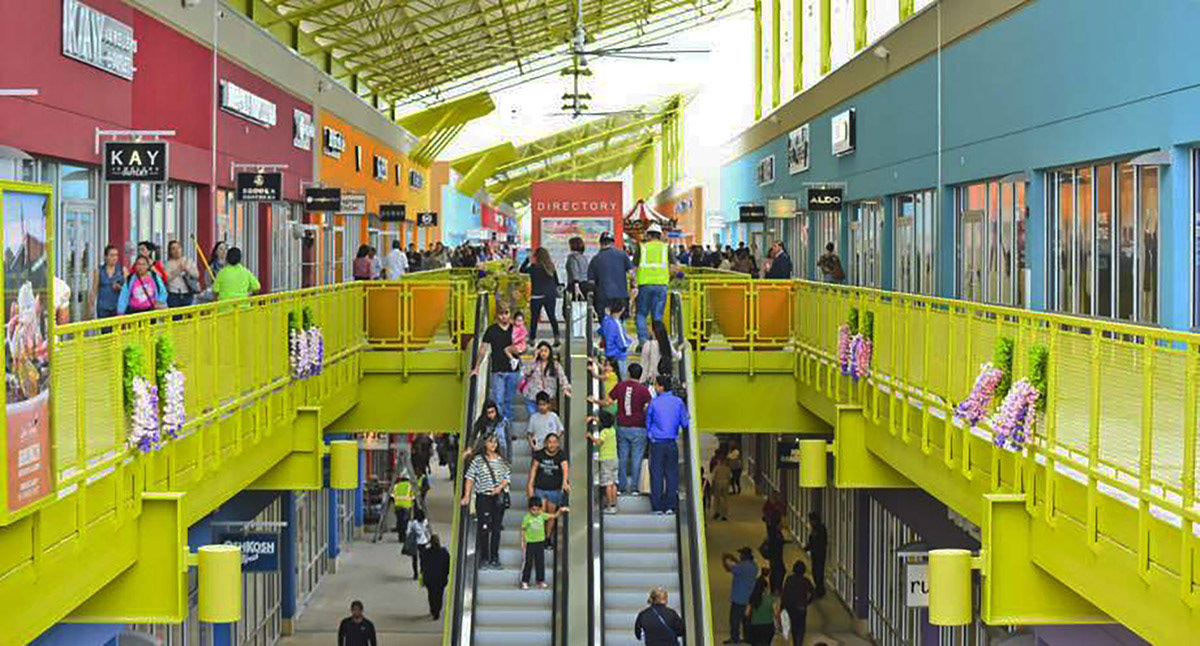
left=687, top=274, right=1200, bottom=604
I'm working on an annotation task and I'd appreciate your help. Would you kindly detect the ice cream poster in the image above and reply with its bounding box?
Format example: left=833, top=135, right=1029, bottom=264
left=4, top=190, right=51, bottom=512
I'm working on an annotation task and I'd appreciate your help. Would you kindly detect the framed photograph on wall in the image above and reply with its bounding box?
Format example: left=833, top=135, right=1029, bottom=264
left=757, top=155, right=776, bottom=186
left=788, top=124, right=810, bottom=174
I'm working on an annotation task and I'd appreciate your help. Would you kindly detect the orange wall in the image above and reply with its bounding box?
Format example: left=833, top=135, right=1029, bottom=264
left=317, top=110, right=433, bottom=245
left=656, top=186, right=704, bottom=243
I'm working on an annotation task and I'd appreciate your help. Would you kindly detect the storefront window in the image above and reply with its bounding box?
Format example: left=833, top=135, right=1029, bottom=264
left=894, top=189, right=937, bottom=296
left=130, top=182, right=197, bottom=267
left=1049, top=160, right=1158, bottom=323
left=956, top=176, right=1028, bottom=306
left=849, top=200, right=883, bottom=288
left=270, top=203, right=302, bottom=292
left=811, top=211, right=841, bottom=279
left=216, top=189, right=259, bottom=274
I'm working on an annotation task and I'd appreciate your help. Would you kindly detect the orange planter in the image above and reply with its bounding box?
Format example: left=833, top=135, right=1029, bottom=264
left=410, top=286, right=450, bottom=344
left=706, top=284, right=748, bottom=342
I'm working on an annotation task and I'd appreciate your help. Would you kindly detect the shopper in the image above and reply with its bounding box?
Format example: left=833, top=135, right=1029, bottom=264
left=421, top=534, right=451, bottom=620
left=762, top=523, right=786, bottom=594
left=527, top=432, right=569, bottom=545
left=805, top=512, right=828, bottom=598
left=586, top=409, right=619, bottom=513
left=710, top=456, right=732, bottom=521
left=135, top=240, right=168, bottom=283
left=353, top=245, right=373, bottom=280
left=745, top=577, right=780, bottom=646
left=164, top=240, right=200, bottom=308
left=520, top=247, right=562, bottom=345
left=464, top=400, right=511, bottom=461
left=780, top=560, right=815, bottom=646
left=722, top=547, right=758, bottom=645
left=520, top=495, right=569, bottom=589
left=526, top=391, right=565, bottom=452
left=404, top=507, right=431, bottom=580
left=89, top=244, right=124, bottom=319
left=645, top=376, right=686, bottom=515
left=473, top=306, right=521, bottom=421
left=640, top=318, right=682, bottom=384
left=601, top=298, right=632, bottom=378
left=565, top=236, right=590, bottom=302
left=608, top=363, right=652, bottom=495
left=461, top=435, right=510, bottom=569
left=369, top=246, right=382, bottom=279
left=762, top=493, right=785, bottom=534
left=587, top=231, right=633, bottom=318
left=764, top=240, right=793, bottom=279
left=392, top=474, right=415, bottom=541
left=520, top=341, right=571, bottom=415
left=208, top=241, right=228, bottom=281
left=384, top=240, right=409, bottom=278
left=634, top=586, right=685, bottom=646
left=727, top=444, right=743, bottom=495
left=817, top=242, right=846, bottom=284
left=210, top=247, right=260, bottom=301
left=117, top=255, right=167, bottom=314
left=337, top=600, right=377, bottom=646
left=508, top=312, right=529, bottom=369
left=633, top=223, right=673, bottom=347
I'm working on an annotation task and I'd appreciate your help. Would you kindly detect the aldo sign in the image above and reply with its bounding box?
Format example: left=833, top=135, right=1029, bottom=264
left=807, top=187, right=844, bottom=212
left=104, top=141, right=167, bottom=182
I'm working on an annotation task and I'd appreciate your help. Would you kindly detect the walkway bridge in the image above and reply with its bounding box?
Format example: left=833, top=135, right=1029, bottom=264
left=3, top=267, right=1193, bottom=645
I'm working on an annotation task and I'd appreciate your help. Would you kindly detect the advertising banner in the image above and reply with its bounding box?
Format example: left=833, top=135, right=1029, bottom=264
left=2, top=187, right=53, bottom=513
left=530, top=181, right=623, bottom=273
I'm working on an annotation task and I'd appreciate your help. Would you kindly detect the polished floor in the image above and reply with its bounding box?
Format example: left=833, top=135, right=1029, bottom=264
left=277, top=460, right=454, bottom=646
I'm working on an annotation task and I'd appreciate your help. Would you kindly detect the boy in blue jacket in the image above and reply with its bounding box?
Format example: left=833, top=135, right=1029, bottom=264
left=601, top=298, right=631, bottom=378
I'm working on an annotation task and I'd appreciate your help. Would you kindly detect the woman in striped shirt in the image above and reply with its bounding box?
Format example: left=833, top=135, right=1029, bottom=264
left=460, top=435, right=511, bottom=569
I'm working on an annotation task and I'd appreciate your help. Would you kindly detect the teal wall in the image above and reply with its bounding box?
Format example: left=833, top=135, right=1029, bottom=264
left=721, top=0, right=1200, bottom=330
left=442, top=186, right=479, bottom=246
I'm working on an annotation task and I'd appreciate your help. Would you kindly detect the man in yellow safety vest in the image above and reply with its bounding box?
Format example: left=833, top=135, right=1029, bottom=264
left=393, top=474, right=414, bottom=541
left=634, top=223, right=675, bottom=348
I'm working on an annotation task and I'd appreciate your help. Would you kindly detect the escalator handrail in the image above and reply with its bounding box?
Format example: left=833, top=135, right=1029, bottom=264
left=447, top=292, right=490, bottom=646
left=671, top=290, right=715, bottom=646
left=551, top=295, right=573, bottom=646
left=584, top=301, right=605, bottom=646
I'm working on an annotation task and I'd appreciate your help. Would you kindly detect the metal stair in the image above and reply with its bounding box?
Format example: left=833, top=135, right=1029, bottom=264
left=471, top=418, right=556, bottom=646
left=602, top=494, right=682, bottom=646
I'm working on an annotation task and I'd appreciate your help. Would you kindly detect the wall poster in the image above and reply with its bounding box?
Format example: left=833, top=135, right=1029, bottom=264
left=2, top=186, right=52, bottom=513
left=788, top=123, right=810, bottom=174
left=757, top=155, right=776, bottom=186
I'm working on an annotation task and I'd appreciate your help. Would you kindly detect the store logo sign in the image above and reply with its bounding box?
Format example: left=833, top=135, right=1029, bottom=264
left=807, top=187, right=843, bottom=211
left=831, top=108, right=856, bottom=157
left=235, top=171, right=282, bottom=202
left=379, top=204, right=407, bottom=222
left=323, top=127, right=346, bottom=159
left=218, top=533, right=279, bottom=572
left=62, top=0, right=137, bottom=80
left=416, top=212, right=438, bottom=227
left=373, top=155, right=387, bottom=181
left=304, top=187, right=341, bottom=211
left=339, top=193, right=367, bottom=216
left=220, top=80, right=276, bottom=127
left=906, top=563, right=929, bottom=607
left=293, top=109, right=314, bottom=150
left=738, top=204, right=766, bottom=223
left=104, top=141, right=168, bottom=182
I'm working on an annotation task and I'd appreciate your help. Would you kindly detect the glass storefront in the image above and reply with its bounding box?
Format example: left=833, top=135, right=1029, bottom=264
left=1048, top=160, right=1159, bottom=323
left=894, top=189, right=937, bottom=296
left=849, top=200, right=883, bottom=288
left=868, top=498, right=924, bottom=646
left=270, top=203, right=303, bottom=292
left=129, top=182, right=198, bottom=269
left=812, top=211, right=841, bottom=279
left=956, top=177, right=1029, bottom=307
left=215, top=189, right=260, bottom=274
left=295, top=489, right=331, bottom=611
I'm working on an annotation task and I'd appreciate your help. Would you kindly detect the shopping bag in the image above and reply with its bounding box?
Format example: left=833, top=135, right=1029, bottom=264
left=779, top=609, right=791, bottom=639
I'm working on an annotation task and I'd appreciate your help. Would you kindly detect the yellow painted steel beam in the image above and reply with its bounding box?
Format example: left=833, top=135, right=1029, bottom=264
left=854, top=0, right=868, bottom=50
left=772, top=0, right=781, bottom=109
left=793, top=0, right=802, bottom=93
left=452, top=142, right=520, bottom=195
left=398, top=92, right=496, bottom=136
left=632, top=148, right=656, bottom=202
left=900, top=0, right=915, bottom=20
left=820, top=0, right=831, bottom=74
left=753, top=0, right=763, bottom=120
left=260, top=0, right=356, bottom=28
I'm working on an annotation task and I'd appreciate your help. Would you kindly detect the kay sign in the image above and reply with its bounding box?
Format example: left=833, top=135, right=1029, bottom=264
left=104, top=141, right=168, bottom=183
left=530, top=180, right=623, bottom=250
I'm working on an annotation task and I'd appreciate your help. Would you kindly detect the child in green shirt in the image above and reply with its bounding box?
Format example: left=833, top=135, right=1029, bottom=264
left=521, top=496, right=569, bottom=588
left=586, top=410, right=619, bottom=514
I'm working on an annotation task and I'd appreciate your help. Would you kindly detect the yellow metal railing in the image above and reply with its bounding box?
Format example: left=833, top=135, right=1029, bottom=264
left=684, top=273, right=797, bottom=352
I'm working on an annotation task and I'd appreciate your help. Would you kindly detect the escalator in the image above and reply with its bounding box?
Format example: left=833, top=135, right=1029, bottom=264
left=590, top=293, right=714, bottom=646
left=447, top=293, right=577, bottom=646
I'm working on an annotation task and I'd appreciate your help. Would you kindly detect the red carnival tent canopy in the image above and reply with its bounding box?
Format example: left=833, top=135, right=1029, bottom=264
left=622, top=199, right=674, bottom=241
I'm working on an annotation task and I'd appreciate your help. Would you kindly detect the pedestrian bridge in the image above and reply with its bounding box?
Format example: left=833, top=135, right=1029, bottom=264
left=1, top=267, right=1193, bottom=645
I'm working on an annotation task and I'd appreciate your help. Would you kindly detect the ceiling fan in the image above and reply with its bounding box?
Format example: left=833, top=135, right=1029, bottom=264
left=550, top=0, right=709, bottom=118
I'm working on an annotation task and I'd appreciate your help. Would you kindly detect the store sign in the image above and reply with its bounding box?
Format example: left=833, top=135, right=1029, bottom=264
left=304, top=187, right=341, bottom=211
left=416, top=212, right=438, bottom=227
left=340, top=193, right=367, bottom=216
left=906, top=563, right=929, bottom=607
left=323, top=126, right=346, bottom=159
left=379, top=203, right=407, bottom=222
left=104, top=141, right=167, bottom=182
left=218, top=533, right=279, bottom=572
left=808, top=187, right=844, bottom=211
left=409, top=169, right=424, bottom=189
left=831, top=108, right=856, bottom=156
left=220, top=80, right=277, bottom=127
left=738, top=204, right=766, bottom=224
left=235, top=171, right=282, bottom=202
left=777, top=438, right=800, bottom=470
left=62, top=0, right=137, bottom=81
left=293, top=109, right=314, bottom=150
left=768, top=198, right=798, bottom=219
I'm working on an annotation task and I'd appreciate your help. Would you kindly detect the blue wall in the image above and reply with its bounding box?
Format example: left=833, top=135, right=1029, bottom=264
left=722, top=0, right=1200, bottom=329
left=442, top=186, right=480, bottom=246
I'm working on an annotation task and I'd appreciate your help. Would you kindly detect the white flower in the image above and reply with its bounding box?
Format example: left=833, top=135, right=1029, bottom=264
left=128, top=375, right=161, bottom=452
left=161, top=368, right=186, bottom=438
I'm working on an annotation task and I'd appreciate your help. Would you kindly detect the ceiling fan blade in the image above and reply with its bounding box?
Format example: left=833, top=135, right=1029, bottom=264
left=594, top=54, right=677, bottom=62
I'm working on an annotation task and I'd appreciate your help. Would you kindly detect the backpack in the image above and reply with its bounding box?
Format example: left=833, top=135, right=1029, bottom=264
left=403, top=524, right=419, bottom=556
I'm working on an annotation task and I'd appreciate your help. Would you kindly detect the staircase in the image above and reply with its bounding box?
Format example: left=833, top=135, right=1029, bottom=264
left=472, top=417, right=556, bottom=646
left=602, top=494, right=681, bottom=646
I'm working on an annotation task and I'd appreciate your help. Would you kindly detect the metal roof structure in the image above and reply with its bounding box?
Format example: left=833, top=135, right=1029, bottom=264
left=452, top=93, right=684, bottom=205
left=233, top=0, right=733, bottom=110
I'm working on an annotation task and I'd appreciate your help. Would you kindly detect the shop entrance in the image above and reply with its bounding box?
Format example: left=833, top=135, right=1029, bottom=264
left=849, top=200, right=883, bottom=288
left=59, top=199, right=98, bottom=322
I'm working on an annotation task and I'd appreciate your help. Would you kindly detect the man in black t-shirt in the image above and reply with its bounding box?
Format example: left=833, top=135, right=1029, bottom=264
left=337, top=600, right=377, bottom=646
left=473, top=306, right=520, bottom=421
